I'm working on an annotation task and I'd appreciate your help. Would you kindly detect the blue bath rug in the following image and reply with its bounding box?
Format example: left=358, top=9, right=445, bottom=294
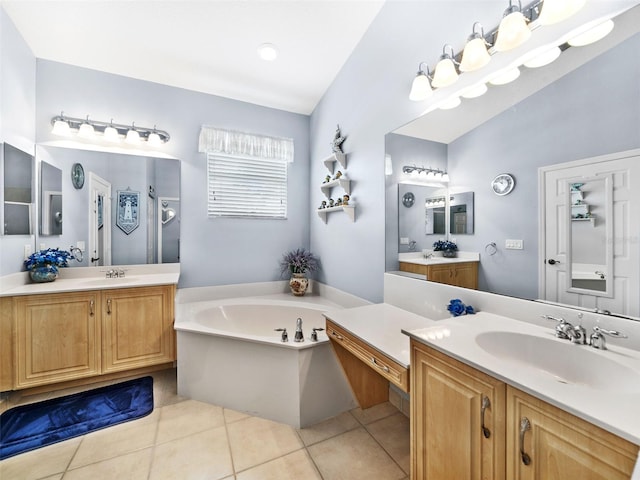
left=0, top=376, right=153, bottom=460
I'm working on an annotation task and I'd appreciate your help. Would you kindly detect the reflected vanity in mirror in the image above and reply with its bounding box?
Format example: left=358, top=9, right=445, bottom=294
left=35, top=145, right=180, bottom=266
left=39, top=161, right=63, bottom=235
left=3, top=143, right=34, bottom=235
left=385, top=5, right=640, bottom=319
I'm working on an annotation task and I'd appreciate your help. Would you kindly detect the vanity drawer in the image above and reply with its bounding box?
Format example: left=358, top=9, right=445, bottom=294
left=326, top=320, right=409, bottom=392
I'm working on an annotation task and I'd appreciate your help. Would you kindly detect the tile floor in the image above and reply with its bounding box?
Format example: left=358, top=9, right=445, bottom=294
left=0, top=369, right=410, bottom=480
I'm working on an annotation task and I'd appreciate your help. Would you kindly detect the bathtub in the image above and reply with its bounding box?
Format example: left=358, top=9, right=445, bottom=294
left=175, top=294, right=358, bottom=428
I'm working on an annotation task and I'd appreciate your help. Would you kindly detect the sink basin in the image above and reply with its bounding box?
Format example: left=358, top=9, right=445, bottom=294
left=475, top=331, right=640, bottom=392
left=81, top=277, right=138, bottom=287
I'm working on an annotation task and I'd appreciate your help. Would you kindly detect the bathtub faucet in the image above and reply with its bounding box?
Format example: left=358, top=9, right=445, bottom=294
left=274, top=328, right=288, bottom=342
left=294, top=318, right=304, bottom=342
left=310, top=327, right=324, bottom=342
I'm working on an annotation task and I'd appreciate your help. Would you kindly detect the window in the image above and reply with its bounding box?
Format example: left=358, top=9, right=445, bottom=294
left=207, top=153, right=288, bottom=218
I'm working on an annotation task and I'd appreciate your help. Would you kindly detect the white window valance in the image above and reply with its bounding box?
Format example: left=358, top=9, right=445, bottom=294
left=198, top=126, right=294, bottom=163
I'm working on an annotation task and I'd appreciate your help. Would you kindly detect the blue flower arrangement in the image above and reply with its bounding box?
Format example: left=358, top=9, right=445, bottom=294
left=24, top=248, right=72, bottom=271
left=433, top=240, right=458, bottom=252
left=447, top=299, right=476, bottom=317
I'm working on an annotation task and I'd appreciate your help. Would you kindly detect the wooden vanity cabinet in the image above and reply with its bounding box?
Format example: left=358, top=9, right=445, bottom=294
left=8, top=284, right=175, bottom=391
left=399, top=261, right=478, bottom=289
left=411, top=340, right=505, bottom=480
left=506, top=387, right=637, bottom=480
left=410, top=339, right=639, bottom=480
left=102, top=285, right=175, bottom=374
left=15, top=291, right=101, bottom=389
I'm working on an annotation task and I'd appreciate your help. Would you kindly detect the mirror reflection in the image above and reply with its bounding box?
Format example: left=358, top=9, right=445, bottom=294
left=449, top=192, right=474, bottom=235
left=36, top=146, right=180, bottom=266
left=39, top=161, right=63, bottom=235
left=386, top=6, right=640, bottom=319
left=3, top=143, right=34, bottom=235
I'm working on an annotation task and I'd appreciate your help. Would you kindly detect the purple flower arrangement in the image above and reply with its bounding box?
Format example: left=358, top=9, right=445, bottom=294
left=447, top=299, right=475, bottom=317
left=279, top=248, right=319, bottom=276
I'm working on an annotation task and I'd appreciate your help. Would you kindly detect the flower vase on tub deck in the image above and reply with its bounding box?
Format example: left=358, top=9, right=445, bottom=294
left=279, top=248, right=319, bottom=296
left=24, top=248, right=72, bottom=283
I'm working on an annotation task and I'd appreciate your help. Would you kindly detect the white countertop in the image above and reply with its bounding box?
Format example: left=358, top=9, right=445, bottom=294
left=403, top=311, right=640, bottom=445
left=323, top=303, right=440, bottom=367
left=399, top=251, right=479, bottom=266
left=0, top=264, right=180, bottom=297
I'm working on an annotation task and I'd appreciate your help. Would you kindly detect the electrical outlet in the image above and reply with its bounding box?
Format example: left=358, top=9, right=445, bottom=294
left=24, top=244, right=33, bottom=259
left=505, top=239, right=524, bottom=250
left=39, top=243, right=46, bottom=250
left=400, top=237, right=409, bottom=245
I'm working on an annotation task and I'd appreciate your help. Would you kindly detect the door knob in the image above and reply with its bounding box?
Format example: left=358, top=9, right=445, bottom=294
left=547, top=259, right=560, bottom=265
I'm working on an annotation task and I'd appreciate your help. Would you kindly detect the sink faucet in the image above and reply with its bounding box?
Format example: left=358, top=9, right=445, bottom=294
left=541, top=315, right=586, bottom=344
left=589, top=326, right=628, bottom=350
left=294, top=318, right=304, bottom=342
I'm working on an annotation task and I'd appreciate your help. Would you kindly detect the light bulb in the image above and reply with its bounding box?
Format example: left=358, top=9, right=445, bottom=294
left=257, top=43, right=278, bottom=61
left=494, top=9, right=531, bottom=52
left=568, top=19, right=614, bottom=47
left=409, top=70, right=433, bottom=101
left=432, top=58, right=458, bottom=88
left=126, top=128, right=141, bottom=145
left=78, top=121, right=95, bottom=138
left=538, top=0, right=586, bottom=26
left=147, top=131, right=162, bottom=147
left=104, top=125, right=120, bottom=142
left=52, top=119, right=71, bottom=137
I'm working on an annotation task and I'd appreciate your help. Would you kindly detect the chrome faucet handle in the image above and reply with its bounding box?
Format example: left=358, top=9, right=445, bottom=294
left=310, top=327, right=324, bottom=342
left=590, top=326, right=627, bottom=350
left=274, top=328, right=288, bottom=342
left=541, top=315, right=571, bottom=339
left=570, top=324, right=587, bottom=345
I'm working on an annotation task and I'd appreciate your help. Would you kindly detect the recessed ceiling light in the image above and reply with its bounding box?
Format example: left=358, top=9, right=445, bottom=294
left=258, top=43, right=278, bottom=61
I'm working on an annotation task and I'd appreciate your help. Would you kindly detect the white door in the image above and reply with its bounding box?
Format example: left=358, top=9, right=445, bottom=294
left=88, top=173, right=112, bottom=267
left=540, top=150, right=640, bottom=316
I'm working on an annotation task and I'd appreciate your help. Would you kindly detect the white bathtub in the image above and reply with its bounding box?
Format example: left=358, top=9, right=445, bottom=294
left=175, top=294, right=358, bottom=428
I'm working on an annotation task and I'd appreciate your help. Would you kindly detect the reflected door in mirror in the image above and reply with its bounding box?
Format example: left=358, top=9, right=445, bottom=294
left=3, top=143, right=34, bottom=235
left=89, top=173, right=112, bottom=266
left=39, top=161, right=62, bottom=235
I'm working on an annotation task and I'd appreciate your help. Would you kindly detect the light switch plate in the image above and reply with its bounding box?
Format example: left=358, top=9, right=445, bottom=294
left=24, top=244, right=33, bottom=259
left=505, top=239, right=523, bottom=250
left=77, top=240, right=85, bottom=251
left=400, top=237, right=409, bottom=245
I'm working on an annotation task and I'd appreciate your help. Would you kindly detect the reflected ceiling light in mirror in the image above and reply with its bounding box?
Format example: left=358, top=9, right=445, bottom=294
left=104, top=120, right=120, bottom=143
left=147, top=126, right=162, bottom=147
left=409, top=63, right=433, bottom=101
left=494, top=0, right=531, bottom=52
left=439, top=96, right=461, bottom=110
left=51, top=113, right=71, bottom=137
left=568, top=19, right=614, bottom=47
left=460, top=22, right=491, bottom=72
left=489, top=66, right=521, bottom=85
left=402, top=165, right=449, bottom=182
left=125, top=124, right=141, bottom=145
left=432, top=44, right=459, bottom=88
left=522, top=45, right=562, bottom=68
left=538, top=0, right=586, bottom=26
left=461, top=83, right=488, bottom=99
left=78, top=116, right=95, bottom=138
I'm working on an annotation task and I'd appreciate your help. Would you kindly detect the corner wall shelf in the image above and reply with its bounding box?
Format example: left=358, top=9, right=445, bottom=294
left=320, top=178, right=351, bottom=198
left=322, top=152, right=347, bottom=173
left=317, top=204, right=355, bottom=223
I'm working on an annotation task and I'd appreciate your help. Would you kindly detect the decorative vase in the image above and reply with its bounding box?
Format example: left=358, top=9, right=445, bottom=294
left=29, top=264, right=59, bottom=283
left=442, top=249, right=457, bottom=258
left=432, top=250, right=444, bottom=257
left=289, top=272, right=309, bottom=296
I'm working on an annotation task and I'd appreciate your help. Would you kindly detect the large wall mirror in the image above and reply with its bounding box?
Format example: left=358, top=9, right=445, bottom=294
left=39, top=161, right=63, bottom=235
left=385, top=5, right=640, bottom=319
left=3, top=143, right=34, bottom=235
left=36, top=145, right=180, bottom=266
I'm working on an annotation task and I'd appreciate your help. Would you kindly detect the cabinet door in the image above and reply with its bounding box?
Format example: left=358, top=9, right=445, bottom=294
left=411, top=340, right=506, bottom=480
left=451, top=262, right=478, bottom=289
left=506, top=386, right=638, bottom=480
left=102, top=285, right=175, bottom=373
left=15, top=292, right=101, bottom=388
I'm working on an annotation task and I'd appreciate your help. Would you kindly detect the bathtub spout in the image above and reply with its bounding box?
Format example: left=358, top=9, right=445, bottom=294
left=294, top=317, right=304, bottom=342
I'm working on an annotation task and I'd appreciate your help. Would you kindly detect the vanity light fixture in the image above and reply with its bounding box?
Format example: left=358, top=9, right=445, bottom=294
left=568, top=19, right=614, bottom=47
left=402, top=165, right=449, bottom=182
left=50, top=114, right=170, bottom=145
left=431, top=44, right=459, bottom=88
left=459, top=23, right=491, bottom=72
left=409, top=63, right=433, bottom=101
left=494, top=0, right=531, bottom=52
left=538, top=0, right=586, bottom=26
left=125, top=124, right=141, bottom=145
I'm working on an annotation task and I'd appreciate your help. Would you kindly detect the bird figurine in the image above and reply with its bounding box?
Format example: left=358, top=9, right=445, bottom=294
left=331, top=124, right=346, bottom=154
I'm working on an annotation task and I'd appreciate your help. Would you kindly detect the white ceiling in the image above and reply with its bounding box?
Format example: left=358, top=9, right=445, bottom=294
left=2, top=0, right=385, bottom=115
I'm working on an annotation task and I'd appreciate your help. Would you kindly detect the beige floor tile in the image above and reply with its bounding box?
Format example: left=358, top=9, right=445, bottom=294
left=308, top=427, right=405, bottom=480
left=149, top=426, right=233, bottom=480
left=365, top=412, right=411, bottom=474
left=64, top=448, right=151, bottom=480
left=297, top=411, right=360, bottom=446
left=224, top=407, right=250, bottom=424
left=40, top=475, right=64, bottom=480
left=68, top=409, right=160, bottom=469
left=227, top=416, right=303, bottom=472
left=0, top=437, right=81, bottom=480
left=156, top=399, right=224, bottom=444
left=351, top=401, right=399, bottom=425
left=236, top=449, right=321, bottom=480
